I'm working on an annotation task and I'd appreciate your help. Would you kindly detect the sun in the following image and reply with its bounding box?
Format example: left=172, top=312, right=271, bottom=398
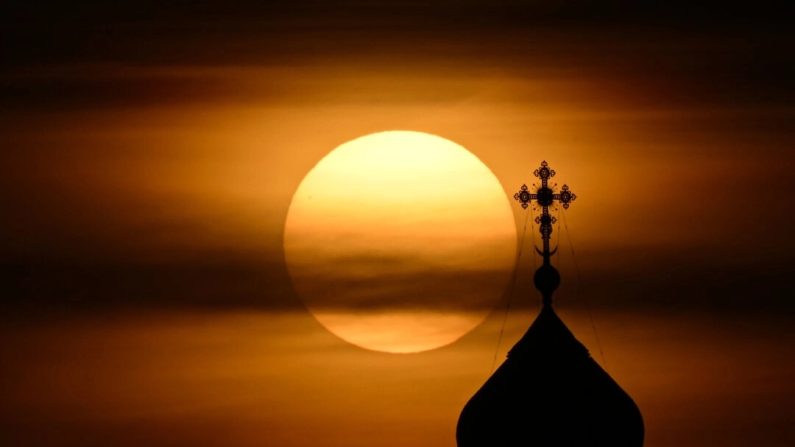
left=283, top=131, right=516, bottom=353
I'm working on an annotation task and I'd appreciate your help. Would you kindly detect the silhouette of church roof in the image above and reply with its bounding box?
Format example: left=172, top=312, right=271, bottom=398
left=456, top=162, right=643, bottom=446
left=456, top=304, right=644, bottom=446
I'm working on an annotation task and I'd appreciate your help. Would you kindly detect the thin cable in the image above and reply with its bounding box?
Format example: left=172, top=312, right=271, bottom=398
left=560, top=209, right=608, bottom=367
left=530, top=206, right=538, bottom=313
left=491, top=209, right=531, bottom=372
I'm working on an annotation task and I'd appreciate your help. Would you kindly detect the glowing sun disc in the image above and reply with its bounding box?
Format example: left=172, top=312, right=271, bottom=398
left=283, top=131, right=516, bottom=353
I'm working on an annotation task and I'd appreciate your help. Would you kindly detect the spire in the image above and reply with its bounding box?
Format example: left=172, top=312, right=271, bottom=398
left=456, top=161, right=644, bottom=447
left=513, top=160, right=576, bottom=307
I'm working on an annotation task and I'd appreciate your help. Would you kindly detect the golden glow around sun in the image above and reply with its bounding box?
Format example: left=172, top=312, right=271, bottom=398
left=283, top=131, right=516, bottom=353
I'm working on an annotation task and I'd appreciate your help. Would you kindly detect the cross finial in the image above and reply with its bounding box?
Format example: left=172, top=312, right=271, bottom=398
left=512, top=161, right=577, bottom=306
left=513, top=160, right=576, bottom=210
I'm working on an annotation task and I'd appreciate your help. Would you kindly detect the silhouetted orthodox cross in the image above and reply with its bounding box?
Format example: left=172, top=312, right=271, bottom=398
left=513, top=161, right=577, bottom=306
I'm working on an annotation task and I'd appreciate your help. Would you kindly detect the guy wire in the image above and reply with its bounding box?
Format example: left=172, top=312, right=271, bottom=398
left=560, top=209, right=608, bottom=367
left=491, top=206, right=532, bottom=373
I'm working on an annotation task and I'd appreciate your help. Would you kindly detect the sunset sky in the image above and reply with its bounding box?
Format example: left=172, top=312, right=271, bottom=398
left=1, top=2, right=794, bottom=446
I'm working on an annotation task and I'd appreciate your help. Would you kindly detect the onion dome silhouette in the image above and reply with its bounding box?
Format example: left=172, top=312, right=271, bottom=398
left=457, top=161, right=644, bottom=446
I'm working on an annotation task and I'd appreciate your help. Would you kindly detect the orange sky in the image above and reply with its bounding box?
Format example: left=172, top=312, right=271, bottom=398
left=1, top=2, right=794, bottom=446
left=2, top=309, right=792, bottom=446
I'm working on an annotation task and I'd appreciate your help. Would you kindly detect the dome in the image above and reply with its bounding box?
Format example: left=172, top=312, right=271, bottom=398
left=456, top=305, right=644, bottom=446
left=461, top=160, right=644, bottom=445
